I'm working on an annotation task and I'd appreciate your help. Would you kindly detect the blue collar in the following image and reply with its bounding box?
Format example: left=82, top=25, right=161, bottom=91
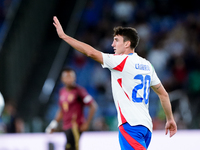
left=128, top=53, right=133, bottom=55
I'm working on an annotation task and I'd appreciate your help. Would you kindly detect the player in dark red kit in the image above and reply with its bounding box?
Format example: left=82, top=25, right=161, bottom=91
left=46, top=67, right=97, bottom=150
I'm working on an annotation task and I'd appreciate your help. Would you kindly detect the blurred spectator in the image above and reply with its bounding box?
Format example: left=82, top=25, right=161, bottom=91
left=172, top=56, right=188, bottom=89
left=113, top=0, right=135, bottom=23
left=147, top=39, right=169, bottom=81
left=164, top=24, right=187, bottom=57
left=1, top=101, right=25, bottom=133
left=92, top=117, right=109, bottom=131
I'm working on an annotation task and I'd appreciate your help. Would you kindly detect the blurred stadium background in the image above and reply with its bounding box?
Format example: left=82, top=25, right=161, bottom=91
left=0, top=0, right=200, bottom=149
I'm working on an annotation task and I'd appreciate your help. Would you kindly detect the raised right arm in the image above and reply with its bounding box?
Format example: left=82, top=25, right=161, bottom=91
left=53, top=16, right=103, bottom=64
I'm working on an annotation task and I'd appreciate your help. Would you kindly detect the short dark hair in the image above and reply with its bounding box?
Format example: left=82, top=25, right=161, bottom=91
left=113, top=26, right=139, bottom=49
left=61, top=67, right=75, bottom=74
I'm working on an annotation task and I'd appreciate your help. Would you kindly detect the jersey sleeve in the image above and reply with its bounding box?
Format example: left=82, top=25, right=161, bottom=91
left=78, top=86, right=94, bottom=105
left=150, top=65, right=161, bottom=86
left=101, top=52, right=128, bottom=70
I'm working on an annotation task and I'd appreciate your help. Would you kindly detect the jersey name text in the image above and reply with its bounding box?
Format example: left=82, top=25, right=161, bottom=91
left=135, top=64, right=150, bottom=71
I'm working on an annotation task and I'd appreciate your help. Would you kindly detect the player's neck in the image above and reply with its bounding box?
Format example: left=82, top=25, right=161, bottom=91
left=65, top=85, right=75, bottom=91
left=123, top=48, right=134, bottom=55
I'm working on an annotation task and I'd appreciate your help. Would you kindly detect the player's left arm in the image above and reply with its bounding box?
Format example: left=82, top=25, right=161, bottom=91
left=151, top=83, right=177, bottom=137
left=80, top=100, right=97, bottom=132
left=53, top=16, right=103, bottom=64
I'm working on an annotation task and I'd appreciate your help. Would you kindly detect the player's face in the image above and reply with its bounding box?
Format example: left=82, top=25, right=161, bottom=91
left=112, top=35, right=126, bottom=54
left=61, top=71, right=76, bottom=88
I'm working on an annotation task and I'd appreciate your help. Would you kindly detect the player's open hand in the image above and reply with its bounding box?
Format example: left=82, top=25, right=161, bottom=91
left=165, top=119, right=177, bottom=137
left=53, top=16, right=65, bottom=39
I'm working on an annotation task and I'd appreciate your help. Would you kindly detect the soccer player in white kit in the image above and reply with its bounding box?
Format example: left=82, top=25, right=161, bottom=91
left=53, top=16, right=177, bottom=150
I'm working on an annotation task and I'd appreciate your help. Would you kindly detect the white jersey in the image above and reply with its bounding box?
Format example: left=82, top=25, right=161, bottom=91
left=102, top=52, right=160, bottom=132
left=0, top=92, right=4, bottom=115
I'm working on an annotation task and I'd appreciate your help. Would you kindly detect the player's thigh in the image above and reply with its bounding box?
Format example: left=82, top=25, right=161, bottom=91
left=119, top=123, right=152, bottom=150
left=64, top=129, right=76, bottom=150
left=64, top=128, right=82, bottom=150
left=144, top=129, right=152, bottom=148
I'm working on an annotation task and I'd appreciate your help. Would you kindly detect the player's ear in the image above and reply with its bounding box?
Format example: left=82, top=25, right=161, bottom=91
left=125, top=41, right=131, bottom=48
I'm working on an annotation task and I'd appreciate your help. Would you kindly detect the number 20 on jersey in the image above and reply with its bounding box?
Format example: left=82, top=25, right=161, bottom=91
left=132, top=74, right=151, bottom=104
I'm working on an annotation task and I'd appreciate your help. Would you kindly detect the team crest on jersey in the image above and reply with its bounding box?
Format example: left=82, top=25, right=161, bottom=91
left=60, top=94, right=74, bottom=103
left=67, top=94, right=74, bottom=102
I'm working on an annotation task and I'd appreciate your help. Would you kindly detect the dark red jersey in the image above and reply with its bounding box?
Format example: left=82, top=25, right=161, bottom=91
left=59, top=85, right=93, bottom=130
